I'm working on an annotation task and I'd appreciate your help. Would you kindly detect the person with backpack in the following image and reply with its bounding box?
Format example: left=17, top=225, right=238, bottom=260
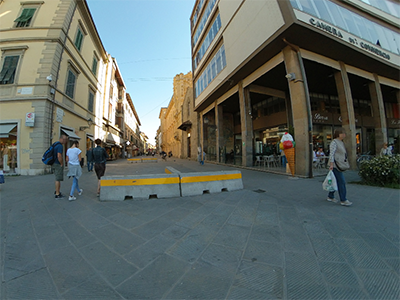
left=92, top=138, right=109, bottom=197
left=52, top=135, right=68, bottom=198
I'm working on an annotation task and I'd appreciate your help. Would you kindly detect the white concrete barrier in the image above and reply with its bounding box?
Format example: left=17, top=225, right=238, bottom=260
left=179, top=170, right=243, bottom=197
left=100, top=174, right=180, bottom=201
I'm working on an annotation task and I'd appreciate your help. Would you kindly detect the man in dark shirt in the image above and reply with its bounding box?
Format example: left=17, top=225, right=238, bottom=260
left=86, top=147, right=94, bottom=172
left=92, top=138, right=109, bottom=196
left=53, top=134, right=68, bottom=198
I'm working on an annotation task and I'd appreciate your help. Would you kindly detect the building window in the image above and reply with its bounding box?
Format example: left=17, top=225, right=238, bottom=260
left=0, top=56, right=19, bottom=85
left=192, top=0, right=217, bottom=48
left=88, top=90, right=95, bottom=113
left=14, top=8, right=36, bottom=28
left=74, top=28, right=84, bottom=51
left=65, top=70, right=77, bottom=98
left=195, top=44, right=226, bottom=98
left=91, top=56, right=98, bottom=75
left=194, top=14, right=222, bottom=70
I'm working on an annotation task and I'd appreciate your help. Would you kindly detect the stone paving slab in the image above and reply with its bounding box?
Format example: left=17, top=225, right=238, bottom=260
left=1, top=157, right=399, bottom=299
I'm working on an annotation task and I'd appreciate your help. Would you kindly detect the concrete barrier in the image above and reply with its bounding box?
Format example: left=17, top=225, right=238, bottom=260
left=142, top=157, right=158, bottom=163
left=179, top=170, right=243, bottom=197
left=100, top=174, right=180, bottom=201
left=165, top=166, right=181, bottom=174
left=127, top=158, right=141, bottom=163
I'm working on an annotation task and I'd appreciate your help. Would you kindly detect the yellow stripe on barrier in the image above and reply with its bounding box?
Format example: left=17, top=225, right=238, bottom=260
left=181, top=173, right=242, bottom=183
left=101, top=177, right=179, bottom=187
left=165, top=168, right=172, bottom=174
left=127, top=159, right=141, bottom=161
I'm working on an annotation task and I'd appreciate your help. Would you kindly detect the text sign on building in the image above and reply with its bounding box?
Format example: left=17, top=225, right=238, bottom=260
left=56, top=108, right=64, bottom=123
left=294, top=10, right=399, bottom=67
left=25, top=112, right=35, bottom=127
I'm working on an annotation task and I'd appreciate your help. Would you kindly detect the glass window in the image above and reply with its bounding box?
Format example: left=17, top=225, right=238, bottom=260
left=0, top=123, right=18, bottom=173
left=192, top=0, right=217, bottom=47
left=14, top=8, right=36, bottom=28
left=194, top=44, right=226, bottom=98
left=65, top=70, right=76, bottom=98
left=74, top=28, right=84, bottom=51
left=313, top=0, right=333, bottom=24
left=88, top=90, right=94, bottom=112
left=340, top=8, right=360, bottom=37
left=298, top=0, right=318, bottom=16
left=194, top=14, right=222, bottom=70
left=324, top=1, right=348, bottom=31
left=0, top=56, right=19, bottom=85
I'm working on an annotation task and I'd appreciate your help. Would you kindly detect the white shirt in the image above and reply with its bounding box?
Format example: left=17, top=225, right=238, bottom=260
left=67, top=147, right=81, bottom=165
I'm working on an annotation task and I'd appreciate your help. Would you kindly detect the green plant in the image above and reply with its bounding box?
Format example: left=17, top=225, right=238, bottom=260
left=358, top=154, right=400, bottom=187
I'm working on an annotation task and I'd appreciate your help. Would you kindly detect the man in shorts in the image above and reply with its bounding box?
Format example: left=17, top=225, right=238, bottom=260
left=53, top=134, right=68, bottom=198
left=92, top=138, right=109, bottom=196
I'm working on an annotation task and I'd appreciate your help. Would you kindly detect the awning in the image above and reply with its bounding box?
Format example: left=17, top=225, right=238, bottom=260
left=61, top=128, right=80, bottom=140
left=106, top=133, right=116, bottom=144
left=0, top=124, right=17, bottom=138
left=178, top=120, right=192, bottom=131
left=86, top=135, right=94, bottom=141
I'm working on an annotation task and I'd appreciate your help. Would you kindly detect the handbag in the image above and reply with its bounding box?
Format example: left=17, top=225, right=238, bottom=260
left=333, top=140, right=350, bottom=172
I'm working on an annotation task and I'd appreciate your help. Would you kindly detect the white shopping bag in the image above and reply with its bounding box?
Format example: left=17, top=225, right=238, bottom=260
left=322, top=170, right=337, bottom=192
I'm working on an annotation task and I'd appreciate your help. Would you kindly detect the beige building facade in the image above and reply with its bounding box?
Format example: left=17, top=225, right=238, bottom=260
left=159, top=72, right=193, bottom=158
left=191, top=0, right=400, bottom=176
left=0, top=0, right=108, bottom=175
left=0, top=0, right=141, bottom=175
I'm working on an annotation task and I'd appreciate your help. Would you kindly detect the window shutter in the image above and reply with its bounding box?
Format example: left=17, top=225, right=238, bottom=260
left=15, top=8, right=36, bottom=26
left=75, top=29, right=83, bottom=51
left=88, top=92, right=94, bottom=112
left=0, top=56, right=19, bottom=84
left=92, top=57, right=98, bottom=75
left=66, top=71, right=76, bottom=98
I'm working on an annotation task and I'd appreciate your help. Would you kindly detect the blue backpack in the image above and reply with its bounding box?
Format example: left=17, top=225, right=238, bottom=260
left=42, top=142, right=60, bottom=165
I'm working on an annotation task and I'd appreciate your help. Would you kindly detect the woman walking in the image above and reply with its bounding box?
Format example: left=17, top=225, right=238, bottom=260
left=66, top=140, right=83, bottom=201
left=327, top=128, right=352, bottom=206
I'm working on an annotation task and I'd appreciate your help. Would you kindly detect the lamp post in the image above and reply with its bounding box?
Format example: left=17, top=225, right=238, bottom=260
left=47, top=74, right=56, bottom=145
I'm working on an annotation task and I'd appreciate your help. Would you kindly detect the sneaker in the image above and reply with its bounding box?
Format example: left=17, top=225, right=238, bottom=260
left=68, top=196, right=76, bottom=201
left=341, top=200, right=352, bottom=206
left=78, top=189, right=83, bottom=196
left=55, top=193, right=64, bottom=199
left=327, top=197, right=338, bottom=203
left=97, top=193, right=100, bottom=197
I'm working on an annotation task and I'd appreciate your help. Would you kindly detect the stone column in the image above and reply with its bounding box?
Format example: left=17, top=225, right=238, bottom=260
left=238, top=81, right=253, bottom=167
left=283, top=46, right=311, bottom=176
left=369, top=74, right=388, bottom=154
left=215, top=102, right=224, bottom=162
left=199, top=112, right=204, bottom=161
left=334, top=61, right=357, bottom=169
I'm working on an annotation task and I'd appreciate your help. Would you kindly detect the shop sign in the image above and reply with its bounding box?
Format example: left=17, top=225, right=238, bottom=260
left=293, top=10, right=398, bottom=65
left=313, top=113, right=329, bottom=123
left=388, top=118, right=400, bottom=128
left=338, top=116, right=358, bottom=123
left=25, top=112, right=35, bottom=127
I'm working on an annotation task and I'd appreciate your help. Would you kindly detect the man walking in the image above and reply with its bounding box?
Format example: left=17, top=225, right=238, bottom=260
left=86, top=147, right=94, bottom=172
left=92, top=139, right=108, bottom=196
left=53, top=134, right=68, bottom=198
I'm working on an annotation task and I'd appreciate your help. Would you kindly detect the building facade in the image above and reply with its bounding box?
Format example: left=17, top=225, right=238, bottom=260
left=190, top=0, right=400, bottom=176
left=0, top=0, right=108, bottom=175
left=159, top=72, right=193, bottom=158
left=179, top=87, right=199, bottom=159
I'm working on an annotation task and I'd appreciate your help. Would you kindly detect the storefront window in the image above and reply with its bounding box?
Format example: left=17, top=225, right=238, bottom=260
left=0, top=123, right=18, bottom=173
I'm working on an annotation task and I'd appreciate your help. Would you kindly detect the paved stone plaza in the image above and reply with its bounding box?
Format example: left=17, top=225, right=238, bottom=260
left=1, top=158, right=399, bottom=299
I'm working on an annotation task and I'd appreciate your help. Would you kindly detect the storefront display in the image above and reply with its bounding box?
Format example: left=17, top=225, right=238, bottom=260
left=0, top=123, right=18, bottom=174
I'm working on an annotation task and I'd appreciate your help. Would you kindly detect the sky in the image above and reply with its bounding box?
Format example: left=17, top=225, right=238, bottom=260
left=86, top=0, right=195, bottom=144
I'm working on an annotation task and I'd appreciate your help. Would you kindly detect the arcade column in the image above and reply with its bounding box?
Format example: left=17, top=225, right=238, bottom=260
left=238, top=81, right=254, bottom=167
